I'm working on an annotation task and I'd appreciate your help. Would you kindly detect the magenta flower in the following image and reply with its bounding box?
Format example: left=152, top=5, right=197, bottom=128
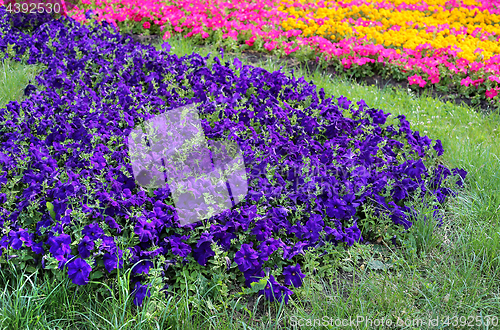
left=486, top=88, right=498, bottom=99
left=408, top=74, right=426, bottom=88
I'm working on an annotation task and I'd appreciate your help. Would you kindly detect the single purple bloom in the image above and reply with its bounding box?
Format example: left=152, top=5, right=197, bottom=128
left=78, top=236, right=94, bottom=259
left=283, top=264, right=306, bottom=288
left=82, top=223, right=104, bottom=240
left=234, top=243, right=260, bottom=273
left=67, top=258, right=92, bottom=286
left=103, top=250, right=124, bottom=273
left=47, top=234, right=72, bottom=256
left=404, top=159, right=426, bottom=179
left=134, top=217, right=156, bottom=243
left=132, top=282, right=151, bottom=306
left=132, top=259, right=154, bottom=275
left=167, top=235, right=191, bottom=258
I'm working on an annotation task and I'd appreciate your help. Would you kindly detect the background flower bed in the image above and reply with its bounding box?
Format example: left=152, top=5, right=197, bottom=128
left=0, top=9, right=468, bottom=306
left=6, top=0, right=497, bottom=111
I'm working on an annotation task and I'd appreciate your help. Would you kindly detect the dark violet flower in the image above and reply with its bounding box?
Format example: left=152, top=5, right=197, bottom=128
left=404, top=159, right=427, bottom=179
left=259, top=275, right=292, bottom=304
left=134, top=217, right=156, bottom=243
left=433, top=139, right=444, bottom=156
left=47, top=234, right=72, bottom=257
left=82, top=223, right=104, bottom=240
left=324, top=226, right=344, bottom=242
left=343, top=223, right=363, bottom=246
left=78, top=236, right=94, bottom=258
left=258, top=238, right=282, bottom=261
left=234, top=243, right=260, bottom=273
left=67, top=258, right=92, bottom=286
left=132, top=282, right=151, bottom=306
left=251, top=219, right=272, bottom=241
left=301, top=217, right=323, bottom=243
left=100, top=236, right=118, bottom=254
left=85, top=10, right=94, bottom=19
left=167, top=235, right=191, bottom=258
left=132, top=259, right=154, bottom=275
left=105, top=216, right=122, bottom=233
left=325, top=196, right=347, bottom=219
left=193, top=233, right=215, bottom=266
left=9, top=229, right=29, bottom=250
left=283, top=264, right=306, bottom=288
left=103, top=250, right=124, bottom=273
left=24, top=81, right=37, bottom=97
left=161, top=42, right=171, bottom=52
left=452, top=168, right=467, bottom=187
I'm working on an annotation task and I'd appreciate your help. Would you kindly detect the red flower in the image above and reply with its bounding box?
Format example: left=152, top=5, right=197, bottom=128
left=143, top=22, right=151, bottom=29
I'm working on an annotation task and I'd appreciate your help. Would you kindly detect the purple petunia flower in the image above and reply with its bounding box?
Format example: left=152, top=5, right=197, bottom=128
left=47, top=234, right=72, bottom=257
left=234, top=243, right=260, bottom=273
left=404, top=159, right=427, bottom=179
left=325, top=196, right=347, bottom=219
left=167, top=235, right=191, bottom=258
left=283, top=264, right=306, bottom=288
left=77, top=236, right=94, bottom=259
left=132, top=259, right=154, bottom=275
left=192, top=233, right=215, bottom=266
left=134, top=217, right=156, bottom=243
left=67, top=258, right=92, bottom=286
left=82, top=223, right=104, bottom=241
left=132, top=282, right=151, bottom=306
left=259, top=275, right=293, bottom=304
left=9, top=229, right=29, bottom=250
left=103, top=250, right=124, bottom=273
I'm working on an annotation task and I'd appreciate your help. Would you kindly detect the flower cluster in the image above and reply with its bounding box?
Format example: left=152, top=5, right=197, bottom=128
left=0, top=10, right=466, bottom=305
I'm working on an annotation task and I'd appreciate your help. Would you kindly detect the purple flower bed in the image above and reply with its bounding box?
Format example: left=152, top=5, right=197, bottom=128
left=0, top=9, right=467, bottom=306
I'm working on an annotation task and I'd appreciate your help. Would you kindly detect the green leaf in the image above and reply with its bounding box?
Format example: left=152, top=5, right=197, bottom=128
left=46, top=201, right=56, bottom=221
left=26, top=266, right=38, bottom=273
left=91, top=271, right=104, bottom=280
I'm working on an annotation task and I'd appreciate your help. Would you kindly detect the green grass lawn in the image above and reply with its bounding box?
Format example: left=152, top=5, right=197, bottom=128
left=0, top=36, right=499, bottom=330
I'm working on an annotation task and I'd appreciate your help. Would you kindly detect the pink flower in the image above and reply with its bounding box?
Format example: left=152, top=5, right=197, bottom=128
left=488, top=76, right=500, bottom=83
left=408, top=74, right=426, bottom=88
left=461, top=77, right=473, bottom=87
left=470, top=62, right=483, bottom=72
left=472, top=78, right=484, bottom=87
left=429, top=74, right=440, bottom=84
left=143, top=21, right=151, bottom=29
left=245, top=38, right=255, bottom=47
left=264, top=41, right=278, bottom=52
left=341, top=57, right=352, bottom=69
left=486, top=88, right=498, bottom=99
left=163, top=31, right=171, bottom=40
